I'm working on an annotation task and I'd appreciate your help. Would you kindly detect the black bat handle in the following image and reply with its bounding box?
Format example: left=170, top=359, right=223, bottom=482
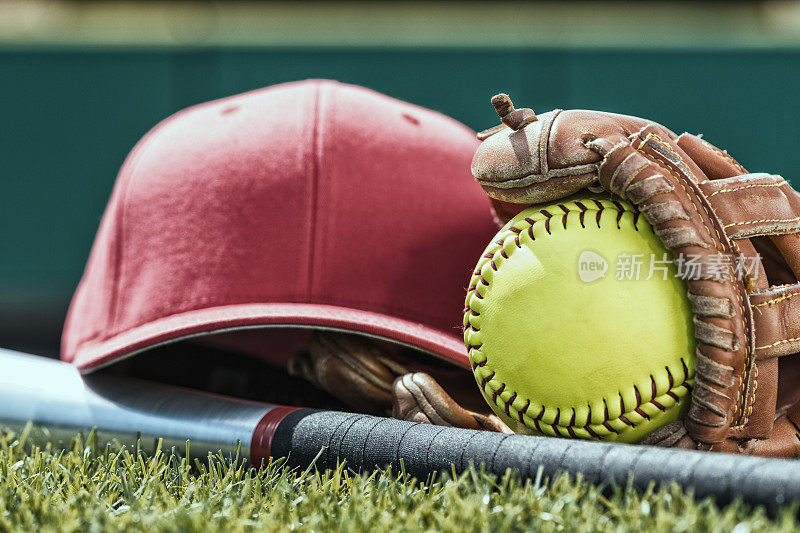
left=270, top=409, right=800, bottom=509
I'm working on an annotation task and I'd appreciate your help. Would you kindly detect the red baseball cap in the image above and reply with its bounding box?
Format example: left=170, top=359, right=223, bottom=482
left=62, top=80, right=498, bottom=372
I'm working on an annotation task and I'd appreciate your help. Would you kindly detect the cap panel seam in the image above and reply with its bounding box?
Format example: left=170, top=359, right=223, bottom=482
left=305, top=81, right=323, bottom=297
left=108, top=119, right=178, bottom=335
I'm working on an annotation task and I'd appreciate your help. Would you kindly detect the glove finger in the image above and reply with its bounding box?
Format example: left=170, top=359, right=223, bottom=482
left=675, top=133, right=747, bottom=180
left=392, top=372, right=511, bottom=432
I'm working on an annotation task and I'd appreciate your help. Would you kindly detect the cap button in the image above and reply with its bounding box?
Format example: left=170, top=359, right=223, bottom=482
left=491, top=93, right=537, bottom=131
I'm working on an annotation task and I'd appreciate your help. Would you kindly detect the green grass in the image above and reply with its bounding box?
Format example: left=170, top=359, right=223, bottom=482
left=0, top=429, right=797, bottom=532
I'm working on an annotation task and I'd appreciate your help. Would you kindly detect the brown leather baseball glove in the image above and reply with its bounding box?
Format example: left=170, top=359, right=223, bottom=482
left=288, top=331, right=511, bottom=433
left=469, top=93, right=800, bottom=456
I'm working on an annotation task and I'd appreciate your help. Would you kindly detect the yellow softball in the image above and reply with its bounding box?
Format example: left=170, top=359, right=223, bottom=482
left=464, top=193, right=695, bottom=443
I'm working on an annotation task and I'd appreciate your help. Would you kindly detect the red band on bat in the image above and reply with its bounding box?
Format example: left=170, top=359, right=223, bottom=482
left=250, top=406, right=300, bottom=467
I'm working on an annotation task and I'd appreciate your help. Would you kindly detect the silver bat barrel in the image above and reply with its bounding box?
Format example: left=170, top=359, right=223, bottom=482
left=0, top=348, right=284, bottom=462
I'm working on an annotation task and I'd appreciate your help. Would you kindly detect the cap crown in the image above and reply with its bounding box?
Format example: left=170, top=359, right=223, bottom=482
left=62, top=80, right=497, bottom=370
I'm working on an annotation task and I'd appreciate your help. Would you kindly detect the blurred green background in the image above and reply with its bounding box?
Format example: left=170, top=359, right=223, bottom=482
left=2, top=1, right=800, bottom=356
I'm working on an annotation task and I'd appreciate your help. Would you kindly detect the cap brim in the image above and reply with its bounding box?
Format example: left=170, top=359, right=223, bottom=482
left=71, top=303, right=470, bottom=373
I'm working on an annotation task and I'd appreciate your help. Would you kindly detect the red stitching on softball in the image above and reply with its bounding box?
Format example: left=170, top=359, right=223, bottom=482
left=504, top=392, right=517, bottom=416
left=541, top=210, right=553, bottom=233
left=575, top=201, right=588, bottom=228
left=611, top=200, right=625, bottom=228
left=492, top=383, right=506, bottom=404
left=476, top=365, right=691, bottom=437
left=518, top=399, right=530, bottom=423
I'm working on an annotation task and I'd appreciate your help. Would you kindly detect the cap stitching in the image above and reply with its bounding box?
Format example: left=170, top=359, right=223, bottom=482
left=306, top=83, right=323, bottom=297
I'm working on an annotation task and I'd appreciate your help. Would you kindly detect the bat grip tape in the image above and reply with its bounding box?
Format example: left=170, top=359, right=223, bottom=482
left=257, top=409, right=800, bottom=509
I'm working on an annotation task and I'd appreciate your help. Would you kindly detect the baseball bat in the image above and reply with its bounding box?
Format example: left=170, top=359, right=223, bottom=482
left=1, top=347, right=799, bottom=509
